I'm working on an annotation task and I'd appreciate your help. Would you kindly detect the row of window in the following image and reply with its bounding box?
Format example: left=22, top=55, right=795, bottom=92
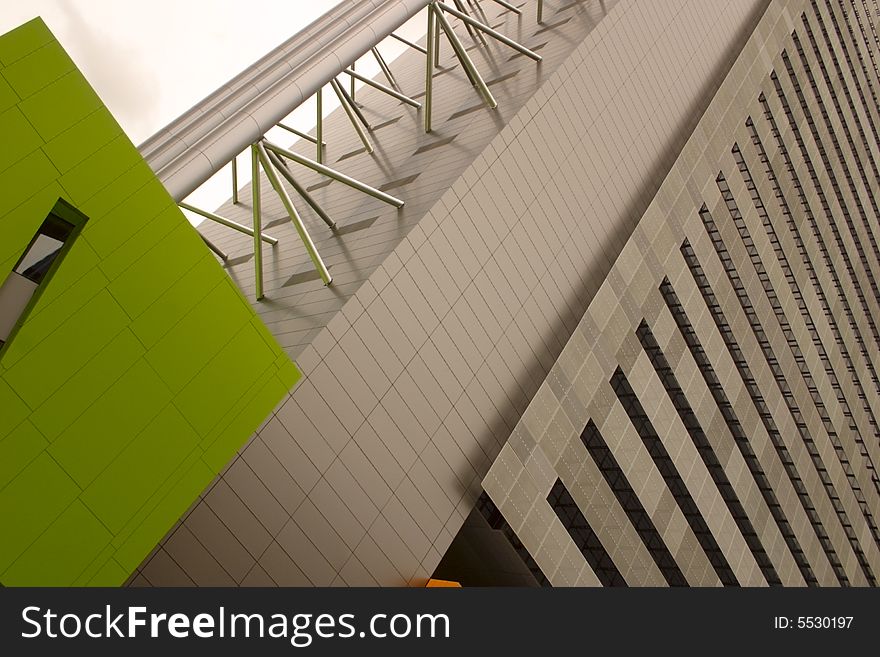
left=697, top=202, right=875, bottom=585
left=475, top=492, right=551, bottom=587
left=715, top=168, right=880, bottom=554
left=769, top=55, right=880, bottom=583
left=767, top=75, right=880, bottom=364
left=756, top=94, right=880, bottom=407
left=800, top=7, right=880, bottom=495
left=734, top=135, right=880, bottom=526
left=609, top=365, right=740, bottom=585
left=788, top=35, right=880, bottom=319
left=844, top=0, right=880, bottom=91
left=658, top=280, right=814, bottom=583
left=679, top=238, right=847, bottom=584
left=744, top=116, right=880, bottom=465
left=822, top=0, right=880, bottom=143
left=547, top=479, right=626, bottom=586
left=803, top=12, right=880, bottom=208
left=484, top=0, right=880, bottom=587
left=578, top=420, right=688, bottom=586
left=636, top=320, right=781, bottom=585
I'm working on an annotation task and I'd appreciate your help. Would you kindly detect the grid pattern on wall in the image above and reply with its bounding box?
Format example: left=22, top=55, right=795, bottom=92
left=192, top=0, right=622, bottom=360
left=483, top=0, right=880, bottom=586
left=0, top=20, right=298, bottom=586
left=132, top=0, right=768, bottom=586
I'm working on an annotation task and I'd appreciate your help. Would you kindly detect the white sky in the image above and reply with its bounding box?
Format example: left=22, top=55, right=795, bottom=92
left=0, top=0, right=427, bottom=218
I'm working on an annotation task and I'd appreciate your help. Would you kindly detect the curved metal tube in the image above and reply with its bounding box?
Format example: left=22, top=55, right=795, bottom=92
left=139, top=0, right=430, bottom=202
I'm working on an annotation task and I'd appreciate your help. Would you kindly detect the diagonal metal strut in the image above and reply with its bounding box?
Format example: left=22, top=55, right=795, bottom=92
left=256, top=142, right=332, bottom=286
left=262, top=139, right=404, bottom=208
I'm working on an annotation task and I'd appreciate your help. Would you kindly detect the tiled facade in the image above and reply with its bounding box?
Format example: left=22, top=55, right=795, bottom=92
left=135, top=0, right=779, bottom=586
left=0, top=20, right=298, bottom=586
left=483, top=0, right=880, bottom=586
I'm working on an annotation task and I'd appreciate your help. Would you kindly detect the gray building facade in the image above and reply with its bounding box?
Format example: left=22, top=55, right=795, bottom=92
left=131, top=0, right=880, bottom=586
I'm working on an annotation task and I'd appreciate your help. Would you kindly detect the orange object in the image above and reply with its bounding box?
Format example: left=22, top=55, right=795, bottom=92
left=426, top=579, right=461, bottom=588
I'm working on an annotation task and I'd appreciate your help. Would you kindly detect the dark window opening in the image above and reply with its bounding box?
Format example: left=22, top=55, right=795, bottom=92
left=679, top=237, right=852, bottom=585
left=636, top=319, right=781, bottom=586
left=659, top=278, right=817, bottom=584
left=474, top=492, right=551, bottom=587
left=0, top=200, right=86, bottom=353
left=547, top=478, right=627, bottom=586
left=580, top=420, right=688, bottom=586
left=609, top=366, right=740, bottom=587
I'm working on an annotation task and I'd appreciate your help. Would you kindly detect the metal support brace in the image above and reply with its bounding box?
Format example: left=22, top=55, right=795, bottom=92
left=179, top=202, right=279, bottom=245
left=251, top=145, right=265, bottom=299
left=265, top=149, right=336, bottom=231
left=330, top=79, right=374, bottom=154
left=491, top=0, right=521, bottom=14
left=451, top=0, right=485, bottom=44
left=435, top=6, right=497, bottom=108
left=434, top=4, right=442, bottom=67
left=231, top=154, right=239, bottom=204
left=278, top=123, right=325, bottom=147
left=335, top=79, right=372, bottom=130
left=263, top=139, right=404, bottom=208
left=440, top=6, right=477, bottom=88
left=255, top=142, right=332, bottom=286
left=350, top=59, right=356, bottom=103
left=439, top=3, right=542, bottom=60
left=467, top=0, right=492, bottom=25
left=425, top=4, right=436, bottom=133
left=316, top=87, right=324, bottom=163
left=201, top=235, right=227, bottom=261
left=371, top=46, right=400, bottom=91
left=538, top=0, right=544, bottom=24
left=343, top=68, right=421, bottom=108
left=390, top=31, right=428, bottom=54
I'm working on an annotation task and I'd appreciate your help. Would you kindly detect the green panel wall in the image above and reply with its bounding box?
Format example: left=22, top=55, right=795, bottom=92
left=0, top=18, right=300, bottom=586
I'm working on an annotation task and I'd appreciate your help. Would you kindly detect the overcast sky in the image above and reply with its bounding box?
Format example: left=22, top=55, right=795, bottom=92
left=1, top=1, right=427, bottom=215
left=0, top=0, right=348, bottom=142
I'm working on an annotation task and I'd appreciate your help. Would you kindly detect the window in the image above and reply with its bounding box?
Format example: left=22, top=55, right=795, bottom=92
left=0, top=200, right=86, bottom=352
left=636, top=319, right=780, bottom=585
left=547, top=478, right=626, bottom=587
left=679, top=238, right=852, bottom=585
left=476, top=492, right=551, bottom=587
left=609, top=366, right=739, bottom=586
left=580, top=419, right=688, bottom=586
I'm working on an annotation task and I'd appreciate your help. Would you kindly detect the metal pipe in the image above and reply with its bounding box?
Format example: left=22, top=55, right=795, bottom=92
left=342, top=68, right=421, bottom=108
left=390, top=31, right=428, bottom=54
left=438, top=2, right=543, bottom=61
left=277, top=123, right=325, bottom=146
left=255, top=142, right=332, bottom=286
left=140, top=1, right=431, bottom=202
left=179, top=202, right=279, bottom=245
left=266, top=149, right=336, bottom=230
left=371, top=46, right=400, bottom=91
left=251, top=144, right=264, bottom=300
left=491, top=0, right=521, bottom=14
left=262, top=139, right=404, bottom=207
left=330, top=79, right=374, bottom=154
left=200, top=235, right=228, bottom=261
left=435, top=6, right=497, bottom=108
left=335, top=79, right=372, bottom=130
left=451, top=0, right=484, bottom=44
left=350, top=59, right=356, bottom=103
left=316, top=87, right=324, bottom=163
left=231, top=154, right=239, bottom=204
left=425, top=4, right=435, bottom=133
left=434, top=3, right=442, bottom=67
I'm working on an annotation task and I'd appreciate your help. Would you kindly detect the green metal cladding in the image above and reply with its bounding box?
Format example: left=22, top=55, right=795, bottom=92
left=0, top=18, right=300, bottom=586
